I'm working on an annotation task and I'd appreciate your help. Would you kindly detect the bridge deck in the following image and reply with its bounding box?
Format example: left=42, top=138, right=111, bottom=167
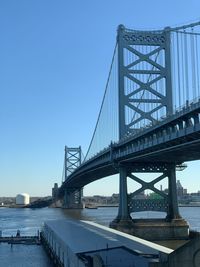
left=59, top=100, right=200, bottom=191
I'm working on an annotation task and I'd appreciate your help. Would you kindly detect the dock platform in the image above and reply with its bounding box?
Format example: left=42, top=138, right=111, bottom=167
left=0, top=236, right=40, bottom=245
left=41, top=219, right=173, bottom=267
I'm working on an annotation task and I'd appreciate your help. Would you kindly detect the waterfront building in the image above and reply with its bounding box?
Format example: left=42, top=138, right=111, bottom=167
left=42, top=219, right=173, bottom=267
left=41, top=219, right=200, bottom=267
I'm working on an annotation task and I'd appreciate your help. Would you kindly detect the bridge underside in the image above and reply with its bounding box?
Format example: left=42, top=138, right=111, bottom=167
left=121, top=135, right=200, bottom=165
left=61, top=138, right=200, bottom=190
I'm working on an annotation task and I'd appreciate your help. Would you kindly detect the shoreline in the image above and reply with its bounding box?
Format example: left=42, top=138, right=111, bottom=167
left=1, top=204, right=200, bottom=209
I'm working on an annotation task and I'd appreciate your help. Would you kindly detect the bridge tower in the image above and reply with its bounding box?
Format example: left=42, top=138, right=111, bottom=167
left=62, top=146, right=83, bottom=209
left=110, top=25, right=189, bottom=240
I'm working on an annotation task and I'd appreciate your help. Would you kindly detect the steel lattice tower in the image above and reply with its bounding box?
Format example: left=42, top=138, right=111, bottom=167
left=117, top=25, right=173, bottom=138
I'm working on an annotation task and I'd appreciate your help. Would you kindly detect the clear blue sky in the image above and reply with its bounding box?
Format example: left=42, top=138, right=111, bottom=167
left=0, top=0, right=200, bottom=196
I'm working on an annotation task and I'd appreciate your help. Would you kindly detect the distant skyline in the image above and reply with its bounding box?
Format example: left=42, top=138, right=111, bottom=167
left=1, top=0, right=200, bottom=196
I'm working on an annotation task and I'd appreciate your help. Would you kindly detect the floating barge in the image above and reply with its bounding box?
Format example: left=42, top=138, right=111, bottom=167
left=41, top=219, right=176, bottom=267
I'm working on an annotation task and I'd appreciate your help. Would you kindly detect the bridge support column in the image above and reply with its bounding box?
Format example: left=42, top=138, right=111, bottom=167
left=110, top=163, right=189, bottom=241
left=167, top=166, right=181, bottom=220
left=63, top=188, right=83, bottom=209
left=118, top=167, right=130, bottom=219
left=110, top=167, right=133, bottom=230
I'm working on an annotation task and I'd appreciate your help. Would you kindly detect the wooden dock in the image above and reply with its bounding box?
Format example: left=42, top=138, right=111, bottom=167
left=0, top=236, right=41, bottom=245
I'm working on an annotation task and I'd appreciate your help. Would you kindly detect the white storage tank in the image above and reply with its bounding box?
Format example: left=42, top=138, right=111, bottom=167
left=16, top=193, right=30, bottom=205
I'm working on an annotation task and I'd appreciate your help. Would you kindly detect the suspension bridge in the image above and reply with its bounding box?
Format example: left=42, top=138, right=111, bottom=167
left=54, top=21, right=200, bottom=240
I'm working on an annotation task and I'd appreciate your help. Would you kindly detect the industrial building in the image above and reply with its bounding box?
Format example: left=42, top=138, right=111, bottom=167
left=16, top=193, right=30, bottom=205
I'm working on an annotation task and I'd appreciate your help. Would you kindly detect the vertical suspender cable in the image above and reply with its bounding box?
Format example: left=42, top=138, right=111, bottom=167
left=176, top=32, right=181, bottom=107
left=84, top=43, right=118, bottom=161
left=172, top=32, right=177, bottom=110
left=195, top=32, right=200, bottom=97
left=181, top=32, right=185, bottom=105
left=184, top=31, right=189, bottom=102
left=191, top=28, right=196, bottom=99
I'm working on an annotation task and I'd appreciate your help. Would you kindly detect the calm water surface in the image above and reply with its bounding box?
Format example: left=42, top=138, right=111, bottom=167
left=0, top=206, right=200, bottom=266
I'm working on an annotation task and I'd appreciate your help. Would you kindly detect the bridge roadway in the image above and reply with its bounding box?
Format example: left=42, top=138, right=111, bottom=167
left=59, top=99, right=200, bottom=196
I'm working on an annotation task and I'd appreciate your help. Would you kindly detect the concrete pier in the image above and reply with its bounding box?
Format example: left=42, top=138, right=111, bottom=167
left=110, top=218, right=189, bottom=241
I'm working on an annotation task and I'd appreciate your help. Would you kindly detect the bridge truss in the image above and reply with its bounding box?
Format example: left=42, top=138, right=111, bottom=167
left=85, top=21, right=200, bottom=161
left=62, top=146, right=83, bottom=208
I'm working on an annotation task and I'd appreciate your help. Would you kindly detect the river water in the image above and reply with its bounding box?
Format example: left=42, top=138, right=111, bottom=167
left=0, top=206, right=200, bottom=266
